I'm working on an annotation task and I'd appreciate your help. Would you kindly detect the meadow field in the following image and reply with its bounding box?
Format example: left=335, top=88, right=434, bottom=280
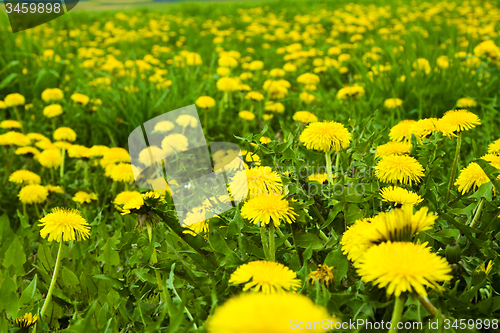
left=0, top=0, right=500, bottom=331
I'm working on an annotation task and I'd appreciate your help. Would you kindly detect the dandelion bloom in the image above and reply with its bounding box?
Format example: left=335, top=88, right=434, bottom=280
left=216, top=77, right=239, bottom=92
left=297, top=73, right=320, bottom=85
left=440, top=109, right=480, bottom=132
left=239, top=110, right=255, bottom=121
left=341, top=217, right=381, bottom=262
left=41, top=88, right=64, bottom=102
left=299, top=121, right=351, bottom=152
left=245, top=91, right=265, bottom=102
left=356, top=241, right=452, bottom=297
left=138, top=146, right=165, bottom=167
left=72, top=191, right=97, bottom=204
left=4, top=93, right=25, bottom=107
left=411, top=118, right=438, bottom=143
left=39, top=207, right=90, bottom=242
left=110, top=163, right=136, bottom=183
left=45, top=185, right=64, bottom=194
left=195, top=96, right=216, bottom=109
left=380, top=186, right=423, bottom=206
left=15, top=146, right=40, bottom=158
left=383, top=98, right=403, bottom=109
left=71, top=93, right=90, bottom=106
left=100, top=147, right=131, bottom=167
left=120, top=191, right=162, bottom=215
left=308, top=173, right=332, bottom=184
left=336, top=85, right=365, bottom=100
left=245, top=166, right=283, bottom=197
left=264, top=102, right=285, bottom=113
left=454, top=162, right=490, bottom=194
left=248, top=60, right=264, bottom=71
left=161, top=133, right=189, bottom=156
left=206, top=292, right=338, bottom=333
left=488, top=139, right=500, bottom=155
left=375, top=141, right=412, bottom=158
left=154, top=120, right=175, bottom=133
left=229, top=261, right=301, bottom=293
left=299, top=91, right=317, bottom=104
left=9, top=170, right=41, bottom=185
left=412, top=58, right=431, bottom=74
left=309, top=264, right=335, bottom=286
left=241, top=193, right=298, bottom=227
left=43, top=104, right=63, bottom=118
left=0, top=120, right=22, bottom=129
left=38, top=149, right=62, bottom=168
left=16, top=313, right=38, bottom=328
left=0, top=131, right=31, bottom=146
left=88, top=145, right=110, bottom=158
left=54, top=127, right=77, bottom=142
left=389, top=120, right=417, bottom=142
left=114, top=191, right=142, bottom=206
left=18, top=184, right=49, bottom=204
left=456, top=97, right=477, bottom=108
left=293, top=111, right=318, bottom=124
left=376, top=155, right=424, bottom=185
left=176, top=114, right=198, bottom=128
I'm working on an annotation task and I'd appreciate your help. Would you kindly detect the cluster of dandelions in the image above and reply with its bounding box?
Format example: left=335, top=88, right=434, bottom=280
left=341, top=205, right=452, bottom=327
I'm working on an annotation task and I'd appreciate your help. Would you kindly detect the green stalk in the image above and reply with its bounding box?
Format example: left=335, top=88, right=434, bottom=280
left=147, top=223, right=166, bottom=302
left=14, top=106, right=25, bottom=133
left=275, top=226, right=292, bottom=248
left=204, top=108, right=208, bottom=133
left=60, top=143, right=66, bottom=180
left=268, top=223, right=275, bottom=262
left=446, top=132, right=462, bottom=203
left=389, top=294, right=405, bottom=333
left=260, top=224, right=271, bottom=261
left=469, top=196, right=485, bottom=229
left=40, top=240, right=63, bottom=319
left=325, top=151, right=334, bottom=185
left=414, top=292, right=446, bottom=321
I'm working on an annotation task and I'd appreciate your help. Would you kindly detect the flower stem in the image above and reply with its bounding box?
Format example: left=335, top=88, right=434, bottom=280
left=40, top=240, right=63, bottom=319
left=414, top=292, right=446, bottom=321
left=275, top=225, right=292, bottom=248
left=260, top=224, right=271, bottom=261
left=60, top=143, right=66, bottom=180
left=147, top=223, right=165, bottom=302
left=469, top=197, right=485, bottom=229
left=325, top=151, right=334, bottom=185
left=14, top=107, right=24, bottom=133
left=204, top=108, right=208, bottom=134
left=268, top=223, right=275, bottom=262
left=389, top=294, right=405, bottom=333
left=446, top=132, right=461, bottom=203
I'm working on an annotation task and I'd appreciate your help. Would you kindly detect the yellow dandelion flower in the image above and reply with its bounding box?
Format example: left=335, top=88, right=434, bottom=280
left=138, top=146, right=166, bottom=167
left=195, top=96, right=216, bottom=109
left=246, top=166, right=283, bottom=197
left=114, top=190, right=142, bottom=206
left=456, top=97, right=477, bottom=108
left=39, top=207, right=90, bottom=242
left=239, top=110, right=255, bottom=121
left=88, top=145, right=109, bottom=157
left=45, top=185, right=64, bottom=194
left=15, top=146, right=40, bottom=158
left=376, top=155, right=424, bottom=185
left=18, top=184, right=48, bottom=204
left=4, top=93, right=25, bottom=107
left=241, top=193, right=298, bottom=227
left=16, top=313, right=38, bottom=328
left=341, top=217, right=380, bottom=262
left=356, top=241, right=452, bottom=297
left=206, top=292, right=338, bottom=333
left=384, top=98, right=403, bottom=109
left=176, top=114, right=198, bottom=128
left=309, top=264, right=335, bottom=286
left=0, top=120, right=22, bottom=129
left=154, top=120, right=175, bottom=133
left=478, top=260, right=494, bottom=276
left=299, top=121, right=351, bottom=153
left=293, top=111, right=318, bottom=124
left=454, top=162, right=490, bottom=194
left=245, top=91, right=265, bottom=101
left=0, top=131, right=31, bottom=146
left=41, top=88, right=64, bottom=102
left=380, top=186, right=423, bottom=206
left=53, top=127, right=77, bottom=142
left=110, top=163, right=136, bottom=183
left=9, top=170, right=41, bottom=185
left=440, top=109, right=480, bottom=132
left=488, top=139, right=500, bottom=155
left=375, top=141, right=412, bottom=158
left=336, top=85, right=365, bottom=100
left=71, top=93, right=90, bottom=106
left=72, top=191, right=97, bottom=204
left=43, top=104, right=63, bottom=118
left=38, top=149, right=62, bottom=169
left=229, top=260, right=301, bottom=293
left=308, top=173, right=333, bottom=184
left=161, top=133, right=189, bottom=156
left=100, top=147, right=130, bottom=167
left=389, top=120, right=417, bottom=142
